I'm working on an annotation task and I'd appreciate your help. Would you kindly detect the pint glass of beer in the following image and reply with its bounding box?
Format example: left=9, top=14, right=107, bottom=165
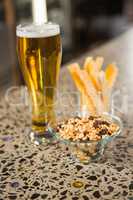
left=16, top=23, right=62, bottom=144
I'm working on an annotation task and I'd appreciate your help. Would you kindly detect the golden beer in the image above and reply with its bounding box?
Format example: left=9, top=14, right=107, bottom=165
left=16, top=23, right=62, bottom=137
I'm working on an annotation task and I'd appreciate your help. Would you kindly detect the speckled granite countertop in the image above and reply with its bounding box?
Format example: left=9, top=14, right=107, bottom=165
left=0, top=29, right=133, bottom=200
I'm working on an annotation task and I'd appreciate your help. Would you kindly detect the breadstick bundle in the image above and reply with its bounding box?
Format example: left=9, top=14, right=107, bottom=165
left=68, top=57, right=118, bottom=115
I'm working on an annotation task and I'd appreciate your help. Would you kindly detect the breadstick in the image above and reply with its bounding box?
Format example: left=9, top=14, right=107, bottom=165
left=95, top=56, right=104, bottom=71
left=105, top=63, right=118, bottom=89
left=99, top=71, right=111, bottom=112
left=84, top=58, right=101, bottom=91
left=83, top=57, right=93, bottom=70
left=82, top=70, right=104, bottom=114
left=68, top=64, right=96, bottom=114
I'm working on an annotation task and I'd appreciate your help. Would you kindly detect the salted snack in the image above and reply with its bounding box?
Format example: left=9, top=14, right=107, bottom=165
left=68, top=57, right=118, bottom=115
left=56, top=115, right=119, bottom=141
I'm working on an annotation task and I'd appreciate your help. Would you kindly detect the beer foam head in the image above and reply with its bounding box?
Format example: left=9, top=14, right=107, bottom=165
left=16, top=23, right=60, bottom=38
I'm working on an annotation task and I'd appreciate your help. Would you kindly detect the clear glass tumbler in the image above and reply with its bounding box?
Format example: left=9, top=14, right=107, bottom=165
left=16, top=22, right=62, bottom=144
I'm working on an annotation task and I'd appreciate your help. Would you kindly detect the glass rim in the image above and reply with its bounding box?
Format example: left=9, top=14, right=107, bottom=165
left=16, top=22, right=60, bottom=38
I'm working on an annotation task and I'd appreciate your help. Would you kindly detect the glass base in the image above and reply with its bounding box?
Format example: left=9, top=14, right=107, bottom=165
left=30, top=127, right=56, bottom=145
left=69, top=145, right=104, bottom=164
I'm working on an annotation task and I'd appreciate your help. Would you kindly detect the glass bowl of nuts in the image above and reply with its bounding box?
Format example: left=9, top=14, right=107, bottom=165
left=53, top=113, right=122, bottom=164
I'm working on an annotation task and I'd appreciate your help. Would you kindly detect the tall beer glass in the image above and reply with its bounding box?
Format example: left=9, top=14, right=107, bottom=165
left=16, top=23, right=62, bottom=144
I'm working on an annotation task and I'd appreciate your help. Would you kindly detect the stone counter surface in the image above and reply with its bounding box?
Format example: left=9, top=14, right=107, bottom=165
left=0, top=29, right=133, bottom=200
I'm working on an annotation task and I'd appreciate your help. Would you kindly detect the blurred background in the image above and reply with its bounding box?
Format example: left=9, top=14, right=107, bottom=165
left=0, top=0, right=133, bottom=92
